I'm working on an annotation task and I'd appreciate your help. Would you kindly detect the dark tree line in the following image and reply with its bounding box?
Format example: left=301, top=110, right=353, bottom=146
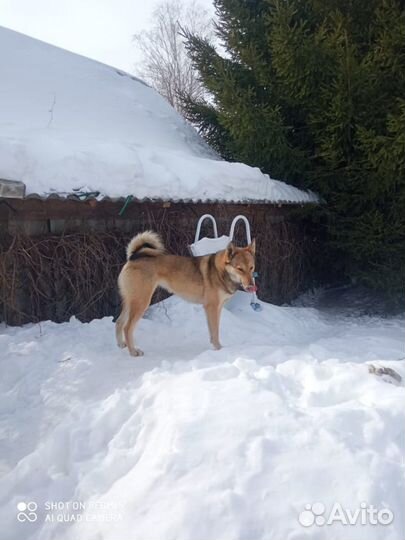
left=179, top=0, right=405, bottom=302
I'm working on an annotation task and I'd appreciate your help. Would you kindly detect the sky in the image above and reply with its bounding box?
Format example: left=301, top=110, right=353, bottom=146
left=0, top=0, right=214, bottom=74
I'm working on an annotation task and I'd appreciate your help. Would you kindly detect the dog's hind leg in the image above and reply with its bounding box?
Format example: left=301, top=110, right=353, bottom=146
left=115, top=307, right=128, bottom=348
left=123, top=284, right=156, bottom=357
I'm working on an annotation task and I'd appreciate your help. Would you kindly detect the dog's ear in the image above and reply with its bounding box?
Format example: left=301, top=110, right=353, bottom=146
left=247, top=238, right=256, bottom=255
left=225, top=242, right=235, bottom=262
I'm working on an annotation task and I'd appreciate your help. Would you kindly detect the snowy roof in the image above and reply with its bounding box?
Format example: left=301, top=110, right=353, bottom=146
left=0, top=27, right=318, bottom=205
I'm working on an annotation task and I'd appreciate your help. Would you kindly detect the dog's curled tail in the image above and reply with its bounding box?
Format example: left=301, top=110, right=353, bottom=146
left=126, top=231, right=165, bottom=261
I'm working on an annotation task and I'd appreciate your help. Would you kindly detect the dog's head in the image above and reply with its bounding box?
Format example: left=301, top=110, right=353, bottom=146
left=224, top=240, right=256, bottom=292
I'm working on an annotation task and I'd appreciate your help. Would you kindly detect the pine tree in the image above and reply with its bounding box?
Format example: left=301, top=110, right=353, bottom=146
left=182, top=0, right=405, bottom=302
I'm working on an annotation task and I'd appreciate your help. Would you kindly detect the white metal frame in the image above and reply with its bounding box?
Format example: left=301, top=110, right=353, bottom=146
left=229, top=215, right=252, bottom=244
left=194, top=214, right=219, bottom=243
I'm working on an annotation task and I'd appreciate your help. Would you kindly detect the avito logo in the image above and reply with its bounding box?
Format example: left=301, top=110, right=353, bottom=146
left=298, top=501, right=393, bottom=527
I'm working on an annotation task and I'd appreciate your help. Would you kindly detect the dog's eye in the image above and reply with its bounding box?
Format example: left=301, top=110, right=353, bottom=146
left=237, top=267, right=244, bottom=272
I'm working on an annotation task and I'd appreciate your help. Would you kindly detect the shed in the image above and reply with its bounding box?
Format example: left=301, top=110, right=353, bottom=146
left=0, top=27, right=318, bottom=325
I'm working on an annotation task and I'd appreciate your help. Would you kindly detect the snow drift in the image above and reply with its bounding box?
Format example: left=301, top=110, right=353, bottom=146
left=0, top=294, right=404, bottom=540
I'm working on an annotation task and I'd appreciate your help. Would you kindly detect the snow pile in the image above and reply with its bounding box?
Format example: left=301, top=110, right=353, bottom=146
left=0, top=293, right=404, bottom=540
left=0, top=26, right=317, bottom=204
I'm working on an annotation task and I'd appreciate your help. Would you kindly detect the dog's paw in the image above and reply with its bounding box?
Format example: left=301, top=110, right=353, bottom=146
left=117, top=342, right=127, bottom=349
left=129, top=348, right=144, bottom=357
left=212, top=342, right=222, bottom=351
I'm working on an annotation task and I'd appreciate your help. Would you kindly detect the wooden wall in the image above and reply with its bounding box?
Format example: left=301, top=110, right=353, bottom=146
left=0, top=198, right=318, bottom=325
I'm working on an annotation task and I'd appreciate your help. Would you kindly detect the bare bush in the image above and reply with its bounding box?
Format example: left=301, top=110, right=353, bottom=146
left=0, top=205, right=318, bottom=326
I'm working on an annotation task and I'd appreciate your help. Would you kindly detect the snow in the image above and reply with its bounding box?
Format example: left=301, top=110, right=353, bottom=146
left=0, top=26, right=318, bottom=204
left=1, top=293, right=404, bottom=540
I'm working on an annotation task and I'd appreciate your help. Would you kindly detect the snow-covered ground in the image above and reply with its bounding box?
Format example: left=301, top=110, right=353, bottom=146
left=1, top=293, right=404, bottom=540
left=0, top=26, right=317, bottom=204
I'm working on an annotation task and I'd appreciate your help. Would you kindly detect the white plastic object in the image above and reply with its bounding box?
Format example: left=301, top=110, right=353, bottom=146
left=190, top=235, right=231, bottom=256
left=190, top=214, right=229, bottom=256
left=190, top=214, right=253, bottom=256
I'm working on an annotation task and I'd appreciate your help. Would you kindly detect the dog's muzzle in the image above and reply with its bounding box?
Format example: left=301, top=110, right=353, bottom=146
left=244, top=285, right=257, bottom=293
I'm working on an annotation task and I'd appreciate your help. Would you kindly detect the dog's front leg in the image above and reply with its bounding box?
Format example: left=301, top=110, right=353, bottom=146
left=204, top=302, right=222, bottom=350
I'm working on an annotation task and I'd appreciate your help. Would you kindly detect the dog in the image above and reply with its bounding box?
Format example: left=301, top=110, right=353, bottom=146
left=116, top=231, right=256, bottom=356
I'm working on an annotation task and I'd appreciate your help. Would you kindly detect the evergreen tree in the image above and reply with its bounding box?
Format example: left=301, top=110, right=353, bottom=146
left=182, top=0, right=405, bottom=302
